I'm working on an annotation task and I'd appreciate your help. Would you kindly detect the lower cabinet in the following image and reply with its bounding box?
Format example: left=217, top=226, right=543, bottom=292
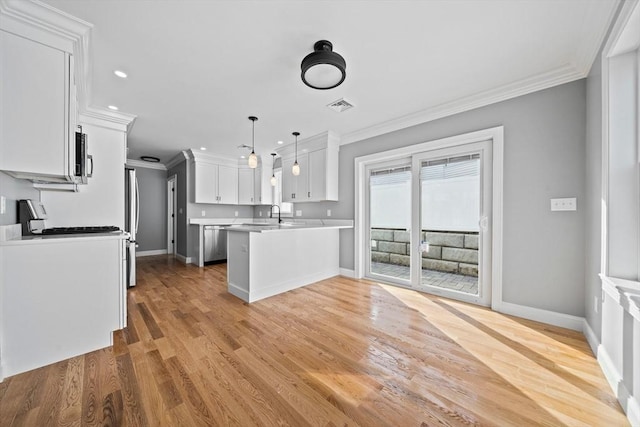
left=0, top=235, right=126, bottom=378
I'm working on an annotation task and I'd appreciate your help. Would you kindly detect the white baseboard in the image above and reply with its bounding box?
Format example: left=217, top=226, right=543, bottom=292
left=583, top=319, right=639, bottom=427
left=582, top=318, right=600, bottom=356
left=136, top=249, right=167, bottom=257
left=227, top=282, right=249, bottom=302
left=175, top=253, right=192, bottom=264
left=339, top=268, right=355, bottom=278
left=494, top=301, right=584, bottom=331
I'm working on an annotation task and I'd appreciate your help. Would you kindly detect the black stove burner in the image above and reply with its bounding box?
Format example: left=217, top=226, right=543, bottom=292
left=41, top=226, right=120, bottom=235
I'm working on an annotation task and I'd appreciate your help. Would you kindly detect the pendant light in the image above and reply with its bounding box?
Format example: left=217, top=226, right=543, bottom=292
left=291, top=132, right=300, bottom=176
left=270, top=153, right=277, bottom=186
left=247, top=116, right=258, bottom=169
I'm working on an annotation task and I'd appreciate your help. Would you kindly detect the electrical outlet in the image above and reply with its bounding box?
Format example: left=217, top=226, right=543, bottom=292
left=259, top=211, right=262, bottom=217
left=201, top=210, right=205, bottom=217
left=234, top=211, right=238, bottom=217
left=327, top=209, right=332, bottom=217
left=0, top=196, right=5, bottom=214
left=550, top=197, right=577, bottom=211
left=296, top=210, right=302, bottom=217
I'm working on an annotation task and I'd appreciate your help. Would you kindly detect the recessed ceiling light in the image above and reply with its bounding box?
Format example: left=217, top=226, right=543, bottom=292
left=114, top=70, right=127, bottom=78
left=277, top=140, right=283, bottom=145
left=200, top=147, right=207, bottom=151
left=108, top=105, right=119, bottom=111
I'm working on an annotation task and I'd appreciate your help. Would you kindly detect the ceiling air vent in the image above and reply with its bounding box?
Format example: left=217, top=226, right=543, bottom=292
left=327, top=98, right=354, bottom=113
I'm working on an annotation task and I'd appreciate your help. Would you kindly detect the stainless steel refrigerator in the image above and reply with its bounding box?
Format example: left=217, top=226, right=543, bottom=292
left=125, top=167, right=139, bottom=287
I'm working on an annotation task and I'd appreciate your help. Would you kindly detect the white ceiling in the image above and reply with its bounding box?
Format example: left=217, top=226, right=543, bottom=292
left=42, top=0, right=618, bottom=164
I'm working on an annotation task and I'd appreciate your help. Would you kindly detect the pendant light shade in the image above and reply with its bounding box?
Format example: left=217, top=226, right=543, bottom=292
left=291, top=132, right=301, bottom=176
left=270, top=153, right=277, bottom=186
left=301, top=40, right=346, bottom=90
left=248, top=116, right=258, bottom=169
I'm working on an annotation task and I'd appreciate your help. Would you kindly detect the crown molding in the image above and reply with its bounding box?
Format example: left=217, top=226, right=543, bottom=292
left=572, top=0, right=621, bottom=75
left=80, top=106, right=137, bottom=133
left=126, top=159, right=167, bottom=171
left=0, top=0, right=94, bottom=119
left=341, top=64, right=584, bottom=145
left=275, top=130, right=340, bottom=158
left=165, top=151, right=189, bottom=170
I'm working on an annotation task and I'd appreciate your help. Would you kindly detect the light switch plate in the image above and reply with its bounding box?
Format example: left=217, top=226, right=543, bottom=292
left=550, top=197, right=576, bottom=211
left=327, top=209, right=332, bottom=217
left=296, top=210, right=302, bottom=217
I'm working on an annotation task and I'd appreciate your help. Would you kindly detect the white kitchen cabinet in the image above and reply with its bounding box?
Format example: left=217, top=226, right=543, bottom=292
left=0, top=29, right=76, bottom=182
left=218, top=164, right=239, bottom=204
left=238, top=167, right=264, bottom=205
left=0, top=234, right=127, bottom=378
left=277, top=131, right=339, bottom=203
left=191, top=158, right=239, bottom=204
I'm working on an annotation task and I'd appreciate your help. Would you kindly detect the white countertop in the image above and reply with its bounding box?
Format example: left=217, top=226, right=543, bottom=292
left=189, top=217, right=353, bottom=232
left=224, top=219, right=353, bottom=233
left=0, top=231, right=129, bottom=246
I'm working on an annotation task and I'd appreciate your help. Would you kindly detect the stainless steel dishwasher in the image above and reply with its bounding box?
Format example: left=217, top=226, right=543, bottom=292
left=203, top=225, right=227, bottom=264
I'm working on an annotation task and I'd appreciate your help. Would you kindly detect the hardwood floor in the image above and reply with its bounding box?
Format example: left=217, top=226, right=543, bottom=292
left=0, top=255, right=629, bottom=426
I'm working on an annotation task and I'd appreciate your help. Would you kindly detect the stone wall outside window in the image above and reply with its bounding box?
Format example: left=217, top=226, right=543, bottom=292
left=371, top=228, right=479, bottom=277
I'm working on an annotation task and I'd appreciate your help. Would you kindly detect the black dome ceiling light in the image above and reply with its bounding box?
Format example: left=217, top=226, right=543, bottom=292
left=301, top=40, right=346, bottom=90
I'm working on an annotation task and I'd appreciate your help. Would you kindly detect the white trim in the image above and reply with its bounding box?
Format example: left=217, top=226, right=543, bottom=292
left=354, top=126, right=504, bottom=310
left=126, top=159, right=167, bottom=171
left=493, top=301, right=584, bottom=331
left=339, top=268, right=355, bottom=278
left=587, top=321, right=640, bottom=427
left=582, top=319, right=600, bottom=357
left=136, top=249, right=167, bottom=257
left=80, top=107, right=136, bottom=133
left=167, top=175, right=177, bottom=256
left=166, top=151, right=189, bottom=170
left=174, top=253, right=192, bottom=264
left=342, top=66, right=582, bottom=146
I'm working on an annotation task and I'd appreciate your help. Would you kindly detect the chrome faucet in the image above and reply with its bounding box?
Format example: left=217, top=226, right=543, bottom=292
left=270, top=204, right=282, bottom=223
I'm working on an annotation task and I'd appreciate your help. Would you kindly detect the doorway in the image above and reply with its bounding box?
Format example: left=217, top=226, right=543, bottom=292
left=167, top=175, right=177, bottom=256
left=355, top=127, right=503, bottom=307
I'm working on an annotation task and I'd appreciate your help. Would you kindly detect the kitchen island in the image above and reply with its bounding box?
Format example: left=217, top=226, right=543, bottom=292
left=225, top=220, right=352, bottom=303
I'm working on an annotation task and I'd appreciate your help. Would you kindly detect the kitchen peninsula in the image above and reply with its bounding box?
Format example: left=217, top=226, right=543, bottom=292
left=225, top=220, right=352, bottom=302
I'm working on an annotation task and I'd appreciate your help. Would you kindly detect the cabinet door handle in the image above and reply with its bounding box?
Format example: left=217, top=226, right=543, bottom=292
left=308, top=191, right=310, bottom=198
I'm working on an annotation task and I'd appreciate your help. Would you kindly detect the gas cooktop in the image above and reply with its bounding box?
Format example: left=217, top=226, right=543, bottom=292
left=41, top=226, right=120, bottom=235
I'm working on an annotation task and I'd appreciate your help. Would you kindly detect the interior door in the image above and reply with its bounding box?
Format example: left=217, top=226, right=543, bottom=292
left=411, top=140, right=492, bottom=306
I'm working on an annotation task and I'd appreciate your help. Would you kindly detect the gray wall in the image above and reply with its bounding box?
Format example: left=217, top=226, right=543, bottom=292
left=136, top=167, right=167, bottom=252
left=294, top=80, right=587, bottom=317
left=0, top=171, right=39, bottom=226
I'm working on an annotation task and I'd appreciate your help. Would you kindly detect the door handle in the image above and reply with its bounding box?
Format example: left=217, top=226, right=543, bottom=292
left=479, top=216, right=489, bottom=231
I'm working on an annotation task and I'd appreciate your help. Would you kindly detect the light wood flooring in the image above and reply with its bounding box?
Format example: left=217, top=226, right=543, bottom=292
left=0, top=255, right=629, bottom=426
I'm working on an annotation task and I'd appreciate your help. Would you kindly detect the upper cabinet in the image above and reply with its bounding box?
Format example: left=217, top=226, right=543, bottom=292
left=191, top=158, right=239, bottom=205
left=0, top=31, right=75, bottom=182
left=0, top=1, right=92, bottom=183
left=238, top=167, right=263, bottom=205
left=277, top=131, right=339, bottom=203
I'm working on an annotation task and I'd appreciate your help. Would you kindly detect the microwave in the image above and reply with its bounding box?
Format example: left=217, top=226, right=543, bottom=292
left=75, top=128, right=93, bottom=184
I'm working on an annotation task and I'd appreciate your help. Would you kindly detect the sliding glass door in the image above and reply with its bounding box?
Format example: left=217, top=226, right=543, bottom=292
left=365, top=159, right=412, bottom=286
left=412, top=141, right=492, bottom=305
left=365, top=141, right=493, bottom=306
